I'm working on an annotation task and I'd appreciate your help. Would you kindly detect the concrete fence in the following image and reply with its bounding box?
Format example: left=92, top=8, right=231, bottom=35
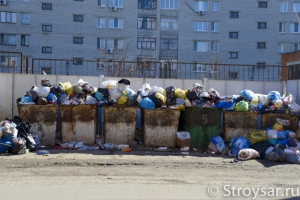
left=0, top=73, right=294, bottom=120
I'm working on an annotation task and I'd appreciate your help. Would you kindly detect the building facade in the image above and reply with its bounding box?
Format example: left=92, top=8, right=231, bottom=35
left=0, top=0, right=300, bottom=77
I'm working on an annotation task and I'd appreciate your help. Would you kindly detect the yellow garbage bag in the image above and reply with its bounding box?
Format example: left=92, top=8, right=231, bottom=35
left=249, top=130, right=267, bottom=144
left=117, top=95, right=128, bottom=104
left=175, top=88, right=186, bottom=98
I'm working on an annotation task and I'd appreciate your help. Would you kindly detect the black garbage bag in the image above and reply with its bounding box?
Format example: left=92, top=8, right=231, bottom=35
left=17, top=121, right=36, bottom=151
left=50, top=84, right=64, bottom=97
left=165, top=86, right=176, bottom=95
left=148, top=93, right=163, bottom=108
left=126, top=97, right=139, bottom=107
left=37, top=97, right=48, bottom=105
left=98, top=88, right=109, bottom=99
left=250, top=141, right=273, bottom=159
left=12, top=137, right=26, bottom=154
left=26, top=90, right=39, bottom=103
left=186, top=90, right=198, bottom=100
left=41, top=78, right=50, bottom=87
left=118, top=79, right=130, bottom=85
left=166, top=94, right=176, bottom=106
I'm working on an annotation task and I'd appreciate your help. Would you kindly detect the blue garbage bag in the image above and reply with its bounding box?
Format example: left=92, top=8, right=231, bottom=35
left=240, top=90, right=255, bottom=101
left=215, top=101, right=235, bottom=109
left=267, top=91, right=281, bottom=101
left=211, top=136, right=226, bottom=152
left=277, top=130, right=289, bottom=140
left=231, top=136, right=251, bottom=155
left=140, top=97, right=155, bottom=110
left=46, top=92, right=57, bottom=104
left=95, top=92, right=105, bottom=101
left=21, top=96, right=33, bottom=103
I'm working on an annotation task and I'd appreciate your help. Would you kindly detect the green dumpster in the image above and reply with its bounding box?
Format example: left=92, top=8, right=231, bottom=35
left=180, top=107, right=222, bottom=149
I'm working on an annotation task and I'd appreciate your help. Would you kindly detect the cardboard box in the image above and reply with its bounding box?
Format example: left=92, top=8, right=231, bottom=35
left=176, top=137, right=191, bottom=148
left=221, top=146, right=230, bottom=155
left=208, top=142, right=218, bottom=152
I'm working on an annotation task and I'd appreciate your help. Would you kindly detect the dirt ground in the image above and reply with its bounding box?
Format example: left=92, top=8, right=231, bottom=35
left=0, top=148, right=299, bottom=200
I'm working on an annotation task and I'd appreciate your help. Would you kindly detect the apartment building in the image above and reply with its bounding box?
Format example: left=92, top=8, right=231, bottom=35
left=1, top=0, right=300, bottom=77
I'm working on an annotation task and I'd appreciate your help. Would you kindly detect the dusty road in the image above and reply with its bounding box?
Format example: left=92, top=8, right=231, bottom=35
left=0, top=149, right=299, bottom=200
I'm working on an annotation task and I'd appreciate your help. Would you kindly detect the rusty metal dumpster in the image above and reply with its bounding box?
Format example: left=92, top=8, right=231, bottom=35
left=17, top=104, right=57, bottom=146
left=224, top=111, right=259, bottom=139
left=104, top=106, right=138, bottom=144
left=180, top=107, right=222, bottom=149
left=261, top=113, right=299, bottom=131
left=142, top=109, right=180, bottom=148
left=60, top=104, right=97, bottom=146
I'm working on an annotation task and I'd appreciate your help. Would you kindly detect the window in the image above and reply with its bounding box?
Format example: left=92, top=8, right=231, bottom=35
left=257, top=42, right=266, bottom=49
left=280, top=2, right=288, bottom=12
left=42, top=47, right=52, bottom=53
left=42, top=68, right=52, bottom=75
left=194, top=1, right=208, bottom=11
left=21, top=13, right=30, bottom=24
left=73, top=37, right=83, bottom=44
left=194, top=21, right=207, bottom=31
left=194, top=41, right=208, bottom=52
left=138, top=0, right=157, bottom=9
left=258, top=2, right=267, bottom=8
left=138, top=17, right=156, bottom=29
left=292, top=43, right=300, bottom=51
left=291, top=3, right=300, bottom=12
left=229, top=72, right=238, bottom=79
left=97, top=39, right=123, bottom=49
left=0, top=12, right=17, bottom=23
left=211, top=41, right=219, bottom=52
left=73, top=15, right=83, bottom=22
left=160, top=39, right=178, bottom=50
left=137, top=38, right=156, bottom=49
left=74, top=0, right=83, bottom=1
left=279, top=23, right=286, bottom=33
left=257, top=22, right=267, bottom=29
left=211, top=1, right=219, bottom=11
left=195, top=64, right=206, bottom=72
left=229, top=52, right=238, bottom=58
left=211, top=22, right=219, bottom=32
left=42, top=25, right=52, bottom=32
left=21, top=35, right=29, bottom=46
left=161, top=0, right=178, bottom=9
left=229, top=32, right=238, bottom=38
left=0, top=34, right=16, bottom=45
left=230, top=11, right=239, bottom=18
left=290, top=23, right=300, bottom=33
left=109, top=18, right=123, bottom=28
left=98, top=0, right=105, bottom=6
left=257, top=62, right=266, bottom=69
left=97, top=18, right=105, bottom=28
left=73, top=58, right=83, bottom=65
left=279, top=43, right=286, bottom=53
left=109, top=0, right=123, bottom=8
left=160, top=18, right=178, bottom=30
left=42, top=3, right=52, bottom=10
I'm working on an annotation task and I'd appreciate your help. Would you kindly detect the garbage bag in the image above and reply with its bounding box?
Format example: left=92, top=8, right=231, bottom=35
left=98, top=88, right=109, bottom=99
left=41, top=78, right=50, bottom=87
left=215, top=101, right=235, bottom=109
left=155, top=93, right=166, bottom=104
left=267, top=91, right=281, bottom=101
left=102, top=80, right=118, bottom=89
left=277, top=130, right=290, bottom=140
left=238, top=148, right=260, bottom=160
left=284, top=149, right=300, bottom=164
left=249, top=130, right=267, bottom=144
left=282, top=93, right=293, bottom=105
left=0, top=139, right=12, bottom=154
left=267, top=129, right=278, bottom=140
left=95, top=92, right=105, bottom=101
left=265, top=147, right=285, bottom=162
left=175, top=88, right=186, bottom=99
left=166, top=94, right=177, bottom=106
left=165, top=86, right=176, bottom=95
left=118, top=79, right=130, bottom=91
left=126, top=97, right=139, bottom=107
left=235, top=100, right=248, bottom=112
left=85, top=96, right=97, bottom=104
left=108, top=87, right=122, bottom=100
left=140, top=83, right=151, bottom=97
left=46, top=92, right=57, bottom=104
left=240, top=90, right=255, bottom=101
left=140, top=97, right=155, bottom=110
left=26, top=90, right=38, bottom=102
left=148, top=93, right=162, bottom=108
left=231, top=137, right=251, bottom=155
left=123, top=88, right=136, bottom=98
left=117, top=95, right=128, bottom=105
left=58, top=82, right=75, bottom=95
left=11, top=137, right=26, bottom=154
left=21, top=96, right=33, bottom=103
left=272, top=122, right=284, bottom=131
left=50, top=84, right=64, bottom=97
left=57, top=93, right=68, bottom=105
left=186, top=90, right=198, bottom=100
left=211, top=136, right=226, bottom=152
left=208, top=88, right=220, bottom=99
left=34, top=86, right=50, bottom=98
left=288, top=103, right=300, bottom=114
left=37, top=97, right=48, bottom=105
left=150, top=86, right=166, bottom=96
left=250, top=141, right=273, bottom=158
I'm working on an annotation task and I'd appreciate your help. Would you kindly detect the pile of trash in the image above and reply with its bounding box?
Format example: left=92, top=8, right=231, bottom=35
left=0, top=116, right=40, bottom=155
left=206, top=118, right=300, bottom=164
left=18, top=77, right=300, bottom=115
